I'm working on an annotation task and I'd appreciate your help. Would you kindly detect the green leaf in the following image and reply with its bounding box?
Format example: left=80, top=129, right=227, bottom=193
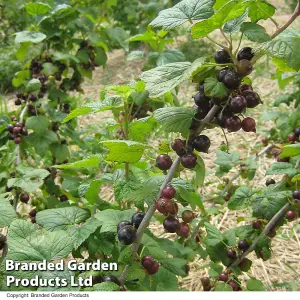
left=204, top=77, right=227, bottom=98
left=95, top=209, right=135, bottom=233
left=41, top=63, right=58, bottom=77
left=195, top=155, right=205, bottom=187
left=280, top=144, right=300, bottom=158
left=15, top=31, right=46, bottom=44
left=252, top=183, right=291, bottom=220
left=247, top=0, right=276, bottom=23
left=127, top=51, right=145, bottom=61
left=154, top=107, right=195, bottom=134
left=150, top=267, right=178, bottom=291
left=150, top=0, right=214, bottom=30
left=215, top=282, right=233, bottom=291
left=0, top=194, right=17, bottom=227
left=12, top=70, right=30, bottom=87
left=36, top=207, right=91, bottom=231
left=25, top=116, right=49, bottom=135
left=246, top=279, right=265, bottom=291
left=141, top=62, right=192, bottom=97
left=216, top=150, right=240, bottom=170
left=106, top=27, right=129, bottom=51
left=129, top=117, right=157, bottom=142
left=26, top=79, right=42, bottom=92
left=7, top=166, right=50, bottom=193
left=63, top=96, right=122, bottom=122
left=223, top=9, right=248, bottom=34
left=156, top=49, right=186, bottom=66
left=274, top=94, right=294, bottom=107
left=160, top=258, right=187, bottom=276
left=266, top=162, right=298, bottom=177
left=264, top=30, right=300, bottom=71
left=191, top=1, right=247, bottom=39
left=54, top=155, right=101, bottom=169
left=101, top=140, right=149, bottom=163
left=126, top=262, right=146, bottom=281
left=26, top=2, right=50, bottom=15
left=7, top=219, right=74, bottom=261
left=241, top=22, right=271, bottom=43
left=228, top=187, right=253, bottom=210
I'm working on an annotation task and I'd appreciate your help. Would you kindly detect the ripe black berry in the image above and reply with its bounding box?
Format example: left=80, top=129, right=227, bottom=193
left=228, top=280, right=239, bottom=291
left=181, top=153, right=197, bottom=169
left=295, top=127, right=300, bottom=137
left=230, top=96, right=247, bottom=113
left=242, top=90, right=261, bottom=108
left=216, top=111, right=233, bottom=128
left=241, top=117, right=256, bottom=133
left=117, top=225, right=136, bottom=245
left=252, top=220, right=262, bottom=230
left=20, top=193, right=30, bottom=203
left=117, top=220, right=132, bottom=232
left=141, top=256, right=159, bottom=275
left=21, top=128, right=28, bottom=136
left=218, top=273, right=228, bottom=282
left=217, top=67, right=231, bottom=82
left=15, top=99, right=22, bottom=106
left=92, top=275, right=104, bottom=285
left=265, top=179, right=275, bottom=187
left=286, top=210, right=296, bottom=221
left=238, top=240, right=249, bottom=251
left=7, top=125, right=14, bottom=133
left=171, top=139, right=186, bottom=156
left=163, top=216, right=179, bottom=233
left=213, top=49, right=232, bottom=64
left=239, top=84, right=253, bottom=93
left=131, top=212, right=146, bottom=228
left=268, top=228, right=276, bottom=238
left=102, top=275, right=120, bottom=286
left=191, top=135, right=211, bottom=153
left=156, top=154, right=172, bottom=171
left=237, top=47, right=254, bottom=61
left=193, top=91, right=209, bottom=106
left=13, top=127, right=22, bottom=135
left=237, top=59, right=253, bottom=76
left=176, top=222, right=190, bottom=238
left=201, top=277, right=211, bottom=291
left=292, top=191, right=300, bottom=200
left=38, top=75, right=47, bottom=84
left=0, top=234, right=7, bottom=250
left=29, top=94, right=37, bottom=102
left=223, top=70, right=242, bottom=89
left=182, top=210, right=194, bottom=223
left=225, top=116, right=242, bottom=132
left=287, top=133, right=297, bottom=143
left=29, top=209, right=37, bottom=218
left=227, top=249, right=237, bottom=259
left=162, top=185, right=176, bottom=198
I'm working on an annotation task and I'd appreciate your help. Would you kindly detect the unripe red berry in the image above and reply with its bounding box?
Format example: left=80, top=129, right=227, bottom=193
left=162, top=185, right=176, bottom=198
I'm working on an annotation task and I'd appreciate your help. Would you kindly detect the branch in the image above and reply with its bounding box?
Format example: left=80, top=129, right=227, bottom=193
left=119, top=105, right=221, bottom=285
left=271, top=2, right=300, bottom=39
left=229, top=202, right=290, bottom=268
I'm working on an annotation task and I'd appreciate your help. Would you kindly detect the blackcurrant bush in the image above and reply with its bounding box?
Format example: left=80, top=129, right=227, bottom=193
left=191, top=135, right=211, bottom=153
left=225, top=116, right=242, bottom=132
left=241, top=117, right=256, bottom=133
left=156, top=154, right=172, bottom=171
left=118, top=225, right=136, bottom=245
left=236, top=59, right=253, bottom=76
left=238, top=240, right=249, bottom=251
left=227, top=249, right=237, bottom=259
left=163, top=216, right=179, bottom=233
left=213, top=49, right=232, bottom=64
left=292, top=191, right=300, bottom=200
left=181, top=153, right=197, bottom=169
left=182, top=210, right=195, bottom=223
left=141, top=256, right=159, bottom=275
left=171, top=139, right=186, bottom=156
left=131, top=212, right=146, bottom=228
left=218, top=273, right=228, bottom=282
left=162, top=185, right=176, bottom=198
left=223, top=70, right=242, bottom=89
left=252, top=220, right=262, bottom=230
left=102, top=275, right=120, bottom=286
left=20, top=193, right=30, bottom=203
left=117, top=220, right=132, bottom=232
left=242, top=90, right=261, bottom=108
left=237, top=47, right=254, bottom=61
left=286, top=210, right=296, bottom=221
left=176, top=222, right=190, bottom=238
left=266, top=178, right=275, bottom=186
left=295, top=127, right=300, bottom=137
left=230, top=95, right=247, bottom=113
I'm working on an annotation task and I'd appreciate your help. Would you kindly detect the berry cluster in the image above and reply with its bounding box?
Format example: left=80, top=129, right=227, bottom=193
left=7, top=122, right=28, bottom=144
left=117, top=212, right=146, bottom=245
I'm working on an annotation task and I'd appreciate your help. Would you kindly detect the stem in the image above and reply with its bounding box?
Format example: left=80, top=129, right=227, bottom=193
left=123, top=103, right=130, bottom=179
left=206, top=36, right=227, bottom=49
left=228, top=203, right=290, bottom=268
left=234, top=33, right=243, bottom=57
left=220, top=29, right=231, bottom=46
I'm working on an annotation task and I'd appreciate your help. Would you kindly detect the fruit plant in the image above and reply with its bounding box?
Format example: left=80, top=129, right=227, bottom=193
left=1, top=0, right=300, bottom=293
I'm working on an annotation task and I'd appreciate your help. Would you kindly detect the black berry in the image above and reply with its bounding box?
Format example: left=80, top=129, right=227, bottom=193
left=131, top=212, right=146, bottom=229
left=227, top=249, right=237, bottom=259
left=163, top=216, right=179, bottom=233
left=181, top=153, right=197, bottom=169
left=117, top=220, right=132, bottom=232
left=156, top=154, right=172, bottom=171
left=242, top=90, right=261, bottom=108
left=287, top=133, right=297, bottom=143
left=294, top=127, right=300, bottom=137
left=237, top=47, right=254, bottom=61
left=14, top=137, right=22, bottom=144
left=171, top=139, right=186, bottom=156
left=176, top=222, right=190, bottom=238
left=286, top=210, right=296, bottom=221
left=59, top=195, right=68, bottom=202
left=252, top=220, right=262, bottom=230
left=117, top=225, right=136, bottom=245
left=162, top=185, right=176, bottom=198
left=191, top=135, right=211, bottom=153
left=225, top=116, right=242, bottom=132
left=223, top=70, right=242, bottom=89
left=20, top=193, right=30, bottom=203
left=241, top=117, right=256, bottom=133
left=141, top=256, right=159, bottom=275
left=266, top=178, right=275, bottom=186
left=239, top=84, right=253, bottom=93
left=218, top=273, right=228, bottom=282
left=230, top=96, right=247, bottom=113
left=292, top=191, right=300, bottom=200
left=238, top=240, right=249, bottom=251
left=213, top=49, right=232, bottom=64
